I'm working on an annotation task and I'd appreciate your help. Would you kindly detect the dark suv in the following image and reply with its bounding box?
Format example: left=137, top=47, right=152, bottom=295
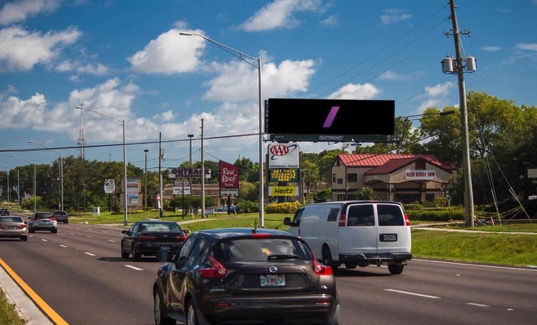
left=51, top=210, right=69, bottom=224
left=153, top=228, right=339, bottom=325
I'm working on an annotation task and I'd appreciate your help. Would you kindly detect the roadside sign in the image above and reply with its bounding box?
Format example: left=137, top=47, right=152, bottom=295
left=104, top=179, right=115, bottom=193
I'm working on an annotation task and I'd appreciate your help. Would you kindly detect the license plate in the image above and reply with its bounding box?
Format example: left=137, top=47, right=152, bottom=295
left=380, top=234, right=397, bottom=242
left=260, top=274, right=285, bottom=287
left=160, top=245, right=171, bottom=251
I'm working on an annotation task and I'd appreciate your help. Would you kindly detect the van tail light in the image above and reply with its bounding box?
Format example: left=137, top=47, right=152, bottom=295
left=312, top=253, right=333, bottom=276
left=199, top=255, right=227, bottom=278
left=50, top=217, right=57, bottom=221
left=338, top=213, right=346, bottom=227
left=404, top=213, right=410, bottom=226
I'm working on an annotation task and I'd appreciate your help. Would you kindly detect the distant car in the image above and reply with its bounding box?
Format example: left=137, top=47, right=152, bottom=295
left=153, top=227, right=340, bottom=325
left=0, top=208, right=10, bottom=216
left=121, top=220, right=188, bottom=261
left=217, top=205, right=238, bottom=213
left=51, top=210, right=69, bottom=224
left=28, top=212, right=58, bottom=234
left=0, top=216, right=28, bottom=241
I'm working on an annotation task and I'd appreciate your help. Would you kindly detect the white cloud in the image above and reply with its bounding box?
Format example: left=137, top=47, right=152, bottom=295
left=128, top=28, right=205, bottom=74
left=0, top=92, right=47, bottom=129
left=481, top=46, right=501, bottom=52
left=240, top=0, right=323, bottom=32
left=55, top=59, right=109, bottom=75
left=0, top=26, right=81, bottom=72
left=328, top=83, right=380, bottom=100
left=380, top=9, right=411, bottom=25
left=379, top=70, right=409, bottom=81
left=0, top=0, right=60, bottom=25
left=320, top=15, right=338, bottom=27
left=424, top=81, right=455, bottom=97
left=515, top=43, right=537, bottom=52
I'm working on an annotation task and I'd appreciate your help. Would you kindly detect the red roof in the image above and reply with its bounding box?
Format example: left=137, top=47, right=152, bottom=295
left=338, top=154, right=456, bottom=172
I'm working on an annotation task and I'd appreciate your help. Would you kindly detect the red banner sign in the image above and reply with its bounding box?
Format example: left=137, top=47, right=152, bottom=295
left=220, top=160, right=239, bottom=188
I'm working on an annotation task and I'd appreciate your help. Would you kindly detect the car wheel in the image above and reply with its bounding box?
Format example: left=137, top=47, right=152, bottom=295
left=154, top=289, right=175, bottom=325
left=29, top=228, right=35, bottom=233
left=21, top=236, right=28, bottom=241
left=388, top=263, right=404, bottom=275
left=344, top=262, right=357, bottom=269
left=51, top=229, right=58, bottom=234
left=132, top=246, right=141, bottom=261
left=322, top=246, right=338, bottom=271
left=186, top=301, right=199, bottom=325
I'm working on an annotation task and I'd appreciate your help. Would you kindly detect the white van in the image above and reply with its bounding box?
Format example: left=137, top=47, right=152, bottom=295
left=284, top=200, right=412, bottom=275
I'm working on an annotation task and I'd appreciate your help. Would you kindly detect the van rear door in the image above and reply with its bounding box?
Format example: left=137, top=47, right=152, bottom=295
left=339, top=203, right=377, bottom=256
left=376, top=203, right=411, bottom=255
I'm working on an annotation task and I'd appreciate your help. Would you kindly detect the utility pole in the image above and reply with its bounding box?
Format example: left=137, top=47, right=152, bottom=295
left=446, top=0, right=475, bottom=227
left=158, top=132, right=163, bottom=219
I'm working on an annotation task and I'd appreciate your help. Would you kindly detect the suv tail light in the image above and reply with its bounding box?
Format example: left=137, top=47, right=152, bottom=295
left=199, top=255, right=227, bottom=278
left=50, top=217, right=57, bottom=221
left=312, top=253, right=333, bottom=276
left=404, top=213, right=410, bottom=226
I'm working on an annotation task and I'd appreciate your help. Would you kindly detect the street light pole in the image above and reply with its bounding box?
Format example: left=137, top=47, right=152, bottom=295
left=179, top=32, right=265, bottom=227
left=28, top=141, right=64, bottom=210
left=76, top=105, right=128, bottom=225
left=11, top=155, right=36, bottom=214
left=144, top=149, right=148, bottom=209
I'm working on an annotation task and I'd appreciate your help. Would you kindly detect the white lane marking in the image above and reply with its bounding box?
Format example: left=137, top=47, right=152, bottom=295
left=84, top=252, right=97, bottom=256
left=86, top=236, right=93, bottom=238
left=59, top=244, right=68, bottom=248
left=125, top=265, right=144, bottom=271
left=385, top=289, right=440, bottom=299
left=108, top=239, right=116, bottom=243
left=41, top=239, right=48, bottom=242
left=412, top=258, right=537, bottom=272
left=466, top=303, right=489, bottom=307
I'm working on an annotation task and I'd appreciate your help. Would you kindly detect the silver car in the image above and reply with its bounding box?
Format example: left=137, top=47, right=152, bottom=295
left=0, top=216, right=28, bottom=241
left=29, top=212, right=58, bottom=234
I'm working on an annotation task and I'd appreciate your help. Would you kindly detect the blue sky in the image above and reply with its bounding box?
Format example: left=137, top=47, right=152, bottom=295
left=1, top=0, right=536, bottom=172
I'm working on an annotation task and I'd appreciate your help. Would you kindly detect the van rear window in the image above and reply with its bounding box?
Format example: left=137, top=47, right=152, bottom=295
left=347, top=205, right=375, bottom=226
left=378, top=205, right=405, bottom=226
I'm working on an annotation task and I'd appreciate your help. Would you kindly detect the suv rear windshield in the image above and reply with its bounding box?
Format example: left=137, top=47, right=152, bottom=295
left=34, top=213, right=52, bottom=218
left=214, top=238, right=312, bottom=262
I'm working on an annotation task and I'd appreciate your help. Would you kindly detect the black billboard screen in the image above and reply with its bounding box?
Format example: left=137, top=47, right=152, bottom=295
left=265, top=98, right=394, bottom=135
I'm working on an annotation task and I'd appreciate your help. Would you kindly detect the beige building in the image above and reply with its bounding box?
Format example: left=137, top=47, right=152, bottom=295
left=331, top=154, right=456, bottom=203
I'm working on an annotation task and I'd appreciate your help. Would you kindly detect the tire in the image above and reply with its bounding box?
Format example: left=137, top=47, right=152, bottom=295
left=132, top=245, right=141, bottom=261
left=344, top=262, right=357, bottom=269
left=121, top=249, right=129, bottom=259
left=186, top=301, right=199, bottom=325
left=322, top=246, right=338, bottom=271
left=51, top=229, right=58, bottom=234
left=388, top=263, right=404, bottom=275
left=154, top=289, right=175, bottom=325
left=29, top=228, right=35, bottom=233
left=21, top=236, right=28, bottom=241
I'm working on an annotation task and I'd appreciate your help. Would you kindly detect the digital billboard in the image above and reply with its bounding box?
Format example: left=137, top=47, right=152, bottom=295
left=265, top=98, right=394, bottom=135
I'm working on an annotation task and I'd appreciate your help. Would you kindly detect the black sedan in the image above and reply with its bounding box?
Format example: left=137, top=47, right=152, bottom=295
left=121, top=220, right=188, bottom=261
left=153, top=227, right=340, bottom=325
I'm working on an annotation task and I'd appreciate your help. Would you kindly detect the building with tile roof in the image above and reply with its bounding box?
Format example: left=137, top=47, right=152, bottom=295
left=332, top=154, right=457, bottom=203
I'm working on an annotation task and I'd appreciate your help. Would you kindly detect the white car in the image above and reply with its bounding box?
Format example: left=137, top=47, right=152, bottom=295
left=0, top=216, right=28, bottom=241
left=29, top=212, right=58, bottom=234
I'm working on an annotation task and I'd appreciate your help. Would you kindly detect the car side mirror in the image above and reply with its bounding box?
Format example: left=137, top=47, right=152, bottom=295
left=283, top=217, right=293, bottom=226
